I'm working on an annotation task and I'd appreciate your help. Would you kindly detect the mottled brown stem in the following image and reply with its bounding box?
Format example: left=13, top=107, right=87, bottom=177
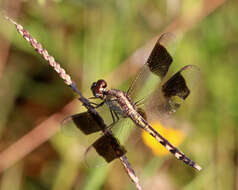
left=4, top=16, right=72, bottom=86
left=0, top=1, right=22, bottom=77
left=120, top=156, right=142, bottom=190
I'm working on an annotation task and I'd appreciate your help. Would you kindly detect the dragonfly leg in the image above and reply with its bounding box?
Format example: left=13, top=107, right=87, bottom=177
left=106, top=110, right=120, bottom=130
left=88, top=101, right=105, bottom=109
left=95, top=101, right=105, bottom=108
left=114, top=111, right=120, bottom=121
left=110, top=108, right=116, bottom=123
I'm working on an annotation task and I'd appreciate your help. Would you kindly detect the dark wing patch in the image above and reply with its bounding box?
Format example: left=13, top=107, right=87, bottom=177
left=147, top=38, right=173, bottom=79
left=162, top=71, right=190, bottom=100
left=160, top=65, right=200, bottom=114
left=68, top=111, right=106, bottom=135
left=145, top=65, right=200, bottom=117
left=127, top=33, right=175, bottom=100
left=93, top=132, right=127, bottom=162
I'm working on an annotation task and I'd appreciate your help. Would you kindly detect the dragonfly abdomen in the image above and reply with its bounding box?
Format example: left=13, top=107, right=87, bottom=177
left=137, top=117, right=202, bottom=171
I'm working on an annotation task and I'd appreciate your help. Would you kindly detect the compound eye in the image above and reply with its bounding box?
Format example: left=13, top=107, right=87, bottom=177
left=97, top=79, right=107, bottom=88
left=91, top=82, right=97, bottom=90
left=101, top=81, right=107, bottom=88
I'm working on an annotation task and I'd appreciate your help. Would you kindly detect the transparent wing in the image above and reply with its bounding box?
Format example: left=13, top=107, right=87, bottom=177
left=127, top=32, right=177, bottom=102
left=145, top=65, right=200, bottom=121
left=111, top=118, right=137, bottom=147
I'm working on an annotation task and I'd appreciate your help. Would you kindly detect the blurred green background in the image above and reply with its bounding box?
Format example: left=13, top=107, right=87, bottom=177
left=0, top=0, right=237, bottom=189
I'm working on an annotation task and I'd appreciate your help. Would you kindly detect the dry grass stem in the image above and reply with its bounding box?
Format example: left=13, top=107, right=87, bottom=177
left=4, top=16, right=72, bottom=86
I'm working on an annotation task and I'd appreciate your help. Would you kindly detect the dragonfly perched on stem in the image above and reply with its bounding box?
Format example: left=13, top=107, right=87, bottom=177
left=86, top=33, right=202, bottom=171
left=5, top=15, right=143, bottom=189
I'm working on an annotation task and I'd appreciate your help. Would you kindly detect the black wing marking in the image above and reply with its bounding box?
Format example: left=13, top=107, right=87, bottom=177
left=162, top=69, right=190, bottom=99
left=146, top=65, right=200, bottom=117
left=92, top=132, right=127, bottom=163
left=147, top=33, right=173, bottom=78
left=161, top=65, right=200, bottom=114
left=127, top=33, right=175, bottom=100
left=62, top=111, right=106, bottom=135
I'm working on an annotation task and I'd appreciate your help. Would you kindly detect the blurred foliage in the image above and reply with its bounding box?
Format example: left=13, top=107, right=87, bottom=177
left=0, top=0, right=238, bottom=190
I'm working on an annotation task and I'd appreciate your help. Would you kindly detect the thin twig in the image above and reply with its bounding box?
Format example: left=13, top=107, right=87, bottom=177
left=4, top=16, right=72, bottom=86
left=0, top=2, right=22, bottom=77
left=4, top=16, right=142, bottom=190
left=120, top=156, right=142, bottom=190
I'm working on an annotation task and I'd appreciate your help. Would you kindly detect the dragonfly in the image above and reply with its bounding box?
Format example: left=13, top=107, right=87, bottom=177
left=65, top=33, right=202, bottom=171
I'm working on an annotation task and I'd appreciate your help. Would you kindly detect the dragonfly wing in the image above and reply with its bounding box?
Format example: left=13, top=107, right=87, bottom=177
left=146, top=33, right=174, bottom=78
left=145, top=65, right=200, bottom=119
left=127, top=33, right=176, bottom=101
left=61, top=111, right=106, bottom=137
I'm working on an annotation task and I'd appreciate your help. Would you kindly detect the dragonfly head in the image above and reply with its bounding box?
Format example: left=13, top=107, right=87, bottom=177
left=91, top=79, right=107, bottom=99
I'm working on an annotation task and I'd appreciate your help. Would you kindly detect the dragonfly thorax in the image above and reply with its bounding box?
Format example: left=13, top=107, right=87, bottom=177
left=91, top=79, right=108, bottom=99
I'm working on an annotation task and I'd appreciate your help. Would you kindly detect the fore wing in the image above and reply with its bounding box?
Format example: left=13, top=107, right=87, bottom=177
left=127, top=33, right=176, bottom=101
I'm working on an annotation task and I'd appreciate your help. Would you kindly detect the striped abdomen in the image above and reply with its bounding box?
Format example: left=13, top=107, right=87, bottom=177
left=131, top=114, right=202, bottom=171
